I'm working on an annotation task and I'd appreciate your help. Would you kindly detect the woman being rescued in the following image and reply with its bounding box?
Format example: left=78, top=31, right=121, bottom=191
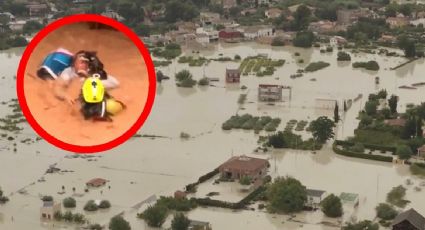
left=36, top=49, right=125, bottom=121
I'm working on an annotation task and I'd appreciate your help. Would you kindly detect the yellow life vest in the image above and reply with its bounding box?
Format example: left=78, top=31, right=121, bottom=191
left=82, top=74, right=105, bottom=103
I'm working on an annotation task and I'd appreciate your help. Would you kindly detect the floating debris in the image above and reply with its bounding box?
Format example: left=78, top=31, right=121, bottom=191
left=399, top=85, right=417, bottom=90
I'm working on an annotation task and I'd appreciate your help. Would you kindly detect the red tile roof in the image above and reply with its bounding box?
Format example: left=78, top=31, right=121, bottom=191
left=86, top=178, right=107, bottom=187
left=219, top=155, right=269, bottom=172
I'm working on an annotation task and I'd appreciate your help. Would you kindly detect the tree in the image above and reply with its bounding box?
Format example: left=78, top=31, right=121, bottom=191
left=334, top=102, right=340, bottom=123
left=84, top=200, right=98, bottom=211
left=140, top=205, right=168, bottom=227
left=116, top=2, right=144, bottom=25
left=376, top=203, right=398, bottom=220
left=359, top=114, right=373, bottom=128
left=292, top=4, right=311, bottom=31
left=344, top=100, right=347, bottom=112
left=399, top=4, right=413, bottom=17
left=308, top=116, right=335, bottom=143
left=388, top=95, right=398, bottom=114
left=396, top=145, right=413, bottom=160
left=164, top=0, right=199, bottom=23
left=354, top=32, right=368, bottom=45
left=41, top=196, right=53, bottom=202
left=229, top=6, right=242, bottom=18
left=63, top=197, right=76, bottom=208
left=337, top=51, right=351, bottom=61
left=171, top=213, right=190, bottom=230
left=401, top=118, right=416, bottom=139
left=54, top=211, right=62, bottom=221
left=89, top=224, right=103, bottom=230
left=416, top=117, right=423, bottom=137
left=268, top=131, right=286, bottom=148
left=73, top=213, right=86, bottom=224
left=239, top=176, right=251, bottom=185
left=377, top=89, right=387, bottom=99
left=316, top=5, right=337, bottom=21
left=175, top=69, right=196, bottom=87
left=62, top=211, right=73, bottom=222
left=99, top=200, right=111, bottom=209
left=267, top=176, right=307, bottom=213
left=175, top=69, right=192, bottom=82
left=321, top=194, right=343, bottom=217
left=6, top=2, right=27, bottom=16
left=342, top=220, right=379, bottom=230
left=0, top=186, right=8, bottom=204
left=385, top=4, right=398, bottom=17
left=22, top=20, right=43, bottom=35
left=387, top=185, right=407, bottom=208
left=381, top=108, right=391, bottom=119
left=398, top=35, right=416, bottom=58
left=293, top=31, right=315, bottom=48
left=109, top=215, right=131, bottom=230
left=365, top=101, right=378, bottom=116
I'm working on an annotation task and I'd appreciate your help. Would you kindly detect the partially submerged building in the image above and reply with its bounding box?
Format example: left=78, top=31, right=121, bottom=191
left=86, top=178, right=107, bottom=187
left=218, top=155, right=269, bottom=180
left=189, top=220, right=212, bottom=230
left=225, top=68, right=240, bottom=83
left=258, top=84, right=283, bottom=102
left=40, top=200, right=61, bottom=220
left=391, top=208, right=425, bottom=230
left=306, top=189, right=326, bottom=209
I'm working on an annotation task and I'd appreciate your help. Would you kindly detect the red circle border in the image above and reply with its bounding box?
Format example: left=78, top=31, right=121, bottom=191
left=16, top=14, right=156, bottom=154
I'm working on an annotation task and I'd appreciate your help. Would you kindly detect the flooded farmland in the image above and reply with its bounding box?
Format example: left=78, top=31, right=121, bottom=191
left=0, top=42, right=425, bottom=229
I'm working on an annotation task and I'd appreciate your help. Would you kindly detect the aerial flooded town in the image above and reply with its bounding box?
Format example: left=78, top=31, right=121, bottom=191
left=1, top=0, right=425, bottom=229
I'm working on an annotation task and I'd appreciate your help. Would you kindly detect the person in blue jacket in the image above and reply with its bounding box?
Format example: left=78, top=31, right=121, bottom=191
left=36, top=49, right=119, bottom=106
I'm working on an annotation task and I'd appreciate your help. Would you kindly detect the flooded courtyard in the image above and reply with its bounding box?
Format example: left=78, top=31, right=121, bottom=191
left=0, top=42, right=425, bottom=229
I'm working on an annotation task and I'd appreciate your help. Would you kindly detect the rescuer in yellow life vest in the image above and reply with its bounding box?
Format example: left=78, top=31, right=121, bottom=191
left=80, top=74, right=125, bottom=121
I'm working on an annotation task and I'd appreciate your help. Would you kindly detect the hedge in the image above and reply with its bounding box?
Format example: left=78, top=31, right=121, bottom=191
left=193, top=185, right=267, bottom=210
left=332, top=142, right=393, bottom=162
left=185, top=168, right=219, bottom=193
left=335, top=140, right=396, bottom=154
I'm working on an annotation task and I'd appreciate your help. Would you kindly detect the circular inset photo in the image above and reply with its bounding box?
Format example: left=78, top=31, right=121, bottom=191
left=17, top=15, right=156, bottom=153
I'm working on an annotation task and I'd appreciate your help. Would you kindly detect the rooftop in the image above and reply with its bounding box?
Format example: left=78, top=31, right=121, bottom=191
left=219, top=155, right=269, bottom=172
left=307, top=189, right=326, bottom=197
left=392, top=208, right=425, bottom=230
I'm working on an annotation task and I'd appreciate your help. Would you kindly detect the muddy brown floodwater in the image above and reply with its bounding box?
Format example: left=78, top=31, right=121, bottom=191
left=23, top=22, right=149, bottom=146
left=0, top=42, right=424, bottom=230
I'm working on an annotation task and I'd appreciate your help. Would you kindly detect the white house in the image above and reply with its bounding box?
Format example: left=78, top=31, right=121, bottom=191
left=196, top=33, right=210, bottom=45
left=265, top=8, right=282, bottom=19
left=101, top=9, right=124, bottom=22
left=329, top=36, right=347, bottom=47
left=306, top=189, right=326, bottom=209
left=40, top=200, right=61, bottom=220
left=410, top=18, right=425, bottom=27
left=8, top=20, right=26, bottom=31
left=242, top=25, right=274, bottom=40
left=196, top=27, right=218, bottom=41
left=0, top=12, right=15, bottom=21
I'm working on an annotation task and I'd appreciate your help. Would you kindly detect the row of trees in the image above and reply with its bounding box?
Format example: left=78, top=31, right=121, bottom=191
left=138, top=196, right=197, bottom=228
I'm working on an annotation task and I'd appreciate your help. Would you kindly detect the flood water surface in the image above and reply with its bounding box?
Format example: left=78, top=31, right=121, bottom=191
left=0, top=43, right=425, bottom=229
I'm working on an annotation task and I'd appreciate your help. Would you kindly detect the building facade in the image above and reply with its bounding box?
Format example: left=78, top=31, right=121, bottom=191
left=218, top=155, right=269, bottom=180
left=258, top=84, right=283, bottom=102
left=226, top=68, right=241, bottom=83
